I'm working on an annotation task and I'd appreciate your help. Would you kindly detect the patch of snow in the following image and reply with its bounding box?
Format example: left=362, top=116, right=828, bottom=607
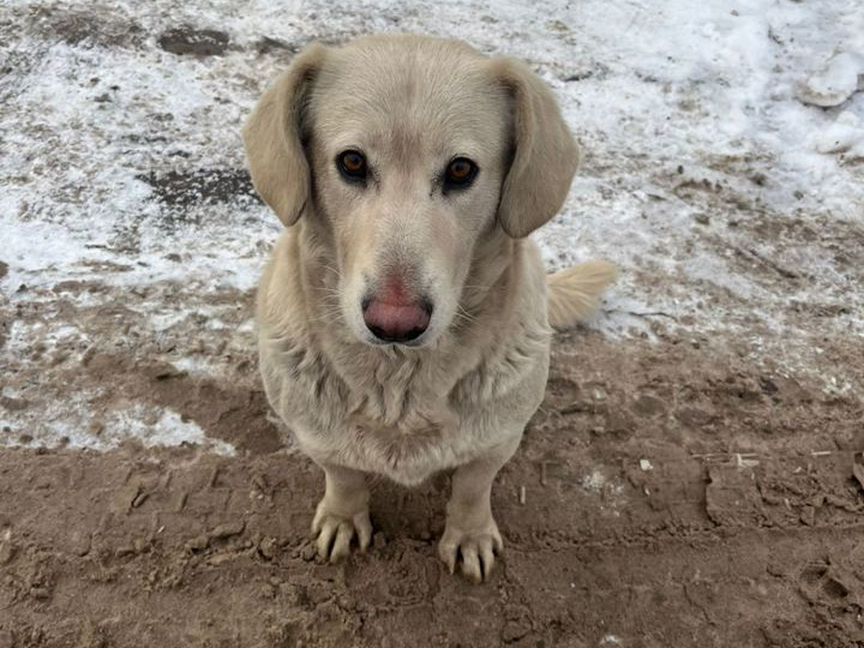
left=104, top=407, right=236, bottom=456
left=798, top=51, right=864, bottom=107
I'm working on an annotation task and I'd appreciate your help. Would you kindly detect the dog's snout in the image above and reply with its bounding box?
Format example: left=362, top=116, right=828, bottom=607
left=362, top=275, right=432, bottom=344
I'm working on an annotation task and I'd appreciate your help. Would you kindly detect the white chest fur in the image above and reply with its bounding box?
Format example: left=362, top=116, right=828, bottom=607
left=259, top=323, right=549, bottom=486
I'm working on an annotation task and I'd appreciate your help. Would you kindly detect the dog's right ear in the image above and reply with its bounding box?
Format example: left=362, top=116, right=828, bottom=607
left=243, top=44, right=327, bottom=227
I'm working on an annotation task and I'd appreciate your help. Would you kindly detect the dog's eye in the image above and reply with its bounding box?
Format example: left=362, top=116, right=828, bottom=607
left=337, top=150, right=368, bottom=182
left=443, top=157, right=478, bottom=191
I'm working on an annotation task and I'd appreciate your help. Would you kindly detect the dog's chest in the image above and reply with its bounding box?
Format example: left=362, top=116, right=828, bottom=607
left=289, top=350, right=468, bottom=483
left=262, top=333, right=531, bottom=483
left=340, top=363, right=463, bottom=480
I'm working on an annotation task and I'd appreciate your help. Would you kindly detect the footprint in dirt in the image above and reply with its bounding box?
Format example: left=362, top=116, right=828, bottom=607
left=798, top=561, right=854, bottom=604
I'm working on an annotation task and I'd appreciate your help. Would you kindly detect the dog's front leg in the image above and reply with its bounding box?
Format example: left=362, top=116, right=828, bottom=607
left=438, top=438, right=520, bottom=583
left=312, top=463, right=372, bottom=562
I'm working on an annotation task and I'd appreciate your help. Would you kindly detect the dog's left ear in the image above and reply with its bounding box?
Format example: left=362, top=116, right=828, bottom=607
left=491, top=58, right=580, bottom=238
left=243, top=44, right=328, bottom=227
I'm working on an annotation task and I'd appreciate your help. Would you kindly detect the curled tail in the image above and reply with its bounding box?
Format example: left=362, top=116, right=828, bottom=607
left=547, top=260, right=618, bottom=330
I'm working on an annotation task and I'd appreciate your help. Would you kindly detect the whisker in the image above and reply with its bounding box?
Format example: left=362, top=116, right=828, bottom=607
left=317, top=262, right=344, bottom=278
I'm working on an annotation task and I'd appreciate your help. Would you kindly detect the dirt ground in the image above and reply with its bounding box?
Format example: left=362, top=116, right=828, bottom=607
left=2, top=305, right=864, bottom=646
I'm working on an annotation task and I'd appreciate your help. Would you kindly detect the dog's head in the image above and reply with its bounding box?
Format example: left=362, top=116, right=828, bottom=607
left=244, top=35, right=578, bottom=348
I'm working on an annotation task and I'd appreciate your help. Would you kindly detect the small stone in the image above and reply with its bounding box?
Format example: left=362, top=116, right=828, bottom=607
left=208, top=552, right=235, bottom=566
left=300, top=543, right=317, bottom=562
left=694, top=213, right=710, bottom=225
left=373, top=532, right=387, bottom=550
left=0, top=541, right=16, bottom=565
left=210, top=520, right=245, bottom=540
left=259, top=537, right=278, bottom=560
left=639, top=459, right=654, bottom=472
left=186, top=534, right=209, bottom=552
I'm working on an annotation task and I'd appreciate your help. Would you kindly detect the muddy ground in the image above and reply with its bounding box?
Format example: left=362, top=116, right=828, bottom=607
left=2, top=304, right=864, bottom=646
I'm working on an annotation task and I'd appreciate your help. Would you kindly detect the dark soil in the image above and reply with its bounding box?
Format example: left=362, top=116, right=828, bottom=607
left=158, top=27, right=231, bottom=57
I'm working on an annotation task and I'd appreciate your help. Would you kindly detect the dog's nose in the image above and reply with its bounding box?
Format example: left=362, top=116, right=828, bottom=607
left=363, top=300, right=431, bottom=343
left=362, top=277, right=431, bottom=343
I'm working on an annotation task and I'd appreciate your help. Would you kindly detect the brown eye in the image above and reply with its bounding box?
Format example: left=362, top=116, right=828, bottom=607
left=337, top=150, right=367, bottom=182
left=444, top=157, right=478, bottom=190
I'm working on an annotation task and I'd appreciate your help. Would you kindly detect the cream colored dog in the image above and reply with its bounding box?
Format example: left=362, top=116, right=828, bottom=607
left=244, top=34, right=616, bottom=583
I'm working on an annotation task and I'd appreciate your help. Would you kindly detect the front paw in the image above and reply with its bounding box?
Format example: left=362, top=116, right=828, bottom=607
left=311, top=500, right=372, bottom=563
left=438, top=516, right=503, bottom=583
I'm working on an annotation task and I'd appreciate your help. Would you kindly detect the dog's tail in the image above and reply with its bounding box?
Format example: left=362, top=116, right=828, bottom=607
left=547, top=261, right=618, bottom=330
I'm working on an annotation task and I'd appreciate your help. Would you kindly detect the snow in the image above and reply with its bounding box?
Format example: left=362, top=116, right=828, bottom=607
left=0, top=398, right=237, bottom=456
left=1, top=0, right=863, bottom=451
left=798, top=51, right=864, bottom=108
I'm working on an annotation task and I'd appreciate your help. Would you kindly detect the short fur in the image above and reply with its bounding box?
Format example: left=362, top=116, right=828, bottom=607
left=244, top=34, right=615, bottom=583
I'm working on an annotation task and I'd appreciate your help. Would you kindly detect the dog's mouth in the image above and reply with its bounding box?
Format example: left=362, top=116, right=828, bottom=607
left=361, top=297, right=433, bottom=346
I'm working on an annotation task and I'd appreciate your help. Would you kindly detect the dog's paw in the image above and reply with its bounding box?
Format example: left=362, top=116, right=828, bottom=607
left=438, top=517, right=503, bottom=583
left=311, top=501, right=372, bottom=563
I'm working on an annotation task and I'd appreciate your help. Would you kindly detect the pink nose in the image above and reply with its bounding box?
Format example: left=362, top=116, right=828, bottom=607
left=362, top=276, right=432, bottom=343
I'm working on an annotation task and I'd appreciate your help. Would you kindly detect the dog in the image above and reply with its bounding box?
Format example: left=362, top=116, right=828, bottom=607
left=243, top=34, right=616, bottom=583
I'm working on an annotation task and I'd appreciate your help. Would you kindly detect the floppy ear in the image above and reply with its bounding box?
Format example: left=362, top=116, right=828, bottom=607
left=492, top=58, right=580, bottom=238
left=242, top=44, right=327, bottom=227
